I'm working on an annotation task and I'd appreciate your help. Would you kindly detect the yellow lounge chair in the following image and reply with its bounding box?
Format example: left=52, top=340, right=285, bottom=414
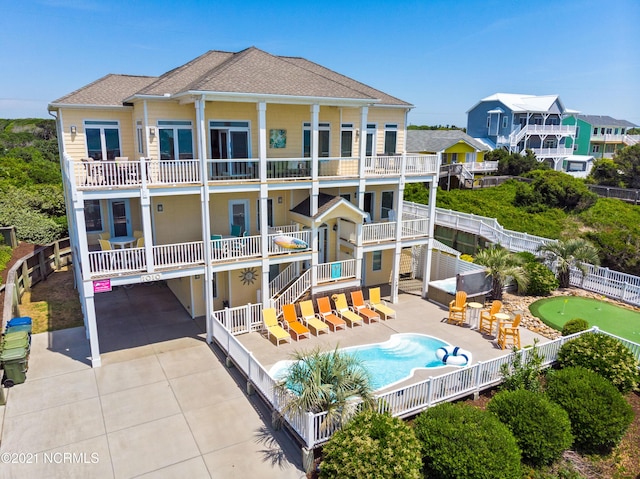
left=368, top=287, right=396, bottom=320
left=316, top=297, right=347, bottom=331
left=350, top=290, right=380, bottom=323
left=497, top=314, right=522, bottom=350
left=262, top=308, right=291, bottom=347
left=298, top=300, right=330, bottom=336
left=282, top=304, right=310, bottom=341
left=478, top=300, right=503, bottom=336
left=447, top=291, right=468, bottom=326
left=331, top=293, right=363, bottom=328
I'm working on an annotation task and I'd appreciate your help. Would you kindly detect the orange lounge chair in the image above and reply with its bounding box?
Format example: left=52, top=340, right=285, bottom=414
left=262, top=308, right=291, bottom=347
left=281, top=303, right=310, bottom=341
left=350, top=290, right=380, bottom=323
left=478, top=300, right=503, bottom=336
left=316, top=297, right=347, bottom=331
left=298, top=300, right=330, bottom=336
left=331, top=293, right=363, bottom=328
left=368, top=287, right=396, bottom=320
left=497, top=313, right=522, bottom=350
left=447, top=291, right=468, bottom=326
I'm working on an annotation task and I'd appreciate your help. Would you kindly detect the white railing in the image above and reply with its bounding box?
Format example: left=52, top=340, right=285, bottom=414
left=147, top=159, right=201, bottom=185
left=465, top=161, right=499, bottom=172
left=362, top=222, right=396, bottom=243
left=269, top=263, right=298, bottom=298
left=87, top=247, right=146, bottom=275
left=521, top=124, right=576, bottom=136
left=526, top=147, right=573, bottom=157
left=317, top=259, right=357, bottom=283
left=207, top=159, right=258, bottom=181
left=401, top=218, right=429, bottom=238
left=318, top=157, right=359, bottom=178
left=213, top=302, right=263, bottom=335
left=210, top=235, right=261, bottom=262
left=267, top=230, right=312, bottom=255
left=272, top=269, right=312, bottom=312
left=411, top=201, right=640, bottom=307
left=268, top=224, right=300, bottom=235
left=404, top=154, right=439, bottom=175
left=267, top=158, right=311, bottom=180
left=74, top=159, right=143, bottom=188
left=152, top=241, right=204, bottom=268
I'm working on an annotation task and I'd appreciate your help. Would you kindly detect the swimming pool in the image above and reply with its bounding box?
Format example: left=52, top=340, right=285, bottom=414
left=269, top=333, right=472, bottom=391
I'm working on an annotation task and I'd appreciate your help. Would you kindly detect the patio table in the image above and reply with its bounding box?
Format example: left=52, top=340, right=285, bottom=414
left=467, top=302, right=483, bottom=330
left=110, top=236, right=136, bottom=249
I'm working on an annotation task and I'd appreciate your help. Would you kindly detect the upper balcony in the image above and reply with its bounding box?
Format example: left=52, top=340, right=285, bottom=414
left=69, top=154, right=439, bottom=191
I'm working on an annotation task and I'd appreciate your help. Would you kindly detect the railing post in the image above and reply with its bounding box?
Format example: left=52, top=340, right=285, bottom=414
left=38, top=250, right=47, bottom=282
left=21, top=261, right=30, bottom=293
left=306, top=412, right=315, bottom=449
left=426, top=377, right=433, bottom=407
left=246, top=303, right=252, bottom=334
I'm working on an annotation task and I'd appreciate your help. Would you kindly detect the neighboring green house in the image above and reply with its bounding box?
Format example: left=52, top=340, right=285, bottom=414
left=563, top=114, right=637, bottom=158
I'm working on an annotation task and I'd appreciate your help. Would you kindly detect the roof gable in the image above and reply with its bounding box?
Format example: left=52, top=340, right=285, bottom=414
left=406, top=130, right=489, bottom=153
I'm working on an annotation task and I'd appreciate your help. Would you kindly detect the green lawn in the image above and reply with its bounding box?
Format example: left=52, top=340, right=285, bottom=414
left=530, top=296, right=640, bottom=342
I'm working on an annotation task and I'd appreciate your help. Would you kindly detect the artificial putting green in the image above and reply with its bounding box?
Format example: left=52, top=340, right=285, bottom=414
left=529, top=296, right=640, bottom=343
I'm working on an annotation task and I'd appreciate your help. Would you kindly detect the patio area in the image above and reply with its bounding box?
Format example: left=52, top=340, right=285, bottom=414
left=238, top=292, right=548, bottom=394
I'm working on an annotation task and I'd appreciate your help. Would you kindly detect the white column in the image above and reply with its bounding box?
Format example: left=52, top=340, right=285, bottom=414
left=422, top=177, right=439, bottom=298
left=257, top=102, right=271, bottom=307
left=310, top=104, right=320, bottom=288
left=72, top=192, right=91, bottom=280
left=141, top=192, right=154, bottom=272
left=82, top=281, right=101, bottom=367
left=196, top=98, right=214, bottom=344
left=257, top=102, right=267, bottom=182
left=390, top=174, right=405, bottom=304
left=357, top=106, right=368, bottom=210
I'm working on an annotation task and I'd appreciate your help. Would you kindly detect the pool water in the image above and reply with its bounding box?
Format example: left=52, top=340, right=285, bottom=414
left=270, top=333, right=460, bottom=391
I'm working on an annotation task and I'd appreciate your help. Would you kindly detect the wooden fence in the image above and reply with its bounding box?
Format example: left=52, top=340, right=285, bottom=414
left=1, top=238, right=73, bottom=328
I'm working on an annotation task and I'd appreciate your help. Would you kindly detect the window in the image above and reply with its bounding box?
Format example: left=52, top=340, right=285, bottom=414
left=340, top=124, right=353, bottom=157
left=593, top=127, right=598, bottom=135
left=303, top=122, right=330, bottom=158
left=340, top=193, right=351, bottom=202
left=212, top=272, right=217, bottom=298
left=502, top=116, right=508, bottom=128
left=576, top=126, right=580, bottom=137
left=158, top=120, right=193, bottom=160
left=573, top=144, right=578, bottom=151
left=592, top=145, right=600, bottom=153
left=381, top=191, right=394, bottom=219
left=365, top=123, right=376, bottom=156
left=450, top=153, right=458, bottom=163
left=372, top=251, right=382, bottom=271
left=84, top=200, right=103, bottom=232
left=486, top=115, right=491, bottom=128
left=606, top=128, right=612, bottom=134
left=465, top=152, right=476, bottom=163
left=600, top=128, right=605, bottom=135
left=605, top=144, right=615, bottom=153
left=256, top=198, right=273, bottom=231
left=229, top=200, right=249, bottom=235
left=84, top=120, right=120, bottom=160
left=383, top=124, right=397, bottom=155
left=615, top=128, right=619, bottom=135
left=566, top=161, right=586, bottom=172
left=136, top=121, right=145, bottom=155
left=441, top=153, right=448, bottom=164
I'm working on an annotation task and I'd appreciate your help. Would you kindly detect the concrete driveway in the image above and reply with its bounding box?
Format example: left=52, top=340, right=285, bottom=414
left=0, top=282, right=305, bottom=479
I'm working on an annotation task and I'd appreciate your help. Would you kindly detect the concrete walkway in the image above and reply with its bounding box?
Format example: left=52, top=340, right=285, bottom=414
left=0, top=283, right=305, bottom=479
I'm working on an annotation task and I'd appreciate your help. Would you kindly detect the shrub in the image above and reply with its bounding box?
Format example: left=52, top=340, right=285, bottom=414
left=319, top=410, right=422, bottom=479
left=488, top=389, right=573, bottom=467
left=414, top=402, right=521, bottom=479
left=561, top=318, right=589, bottom=336
left=524, top=262, right=559, bottom=296
left=557, top=332, right=640, bottom=393
left=499, top=340, right=544, bottom=392
left=546, top=366, right=634, bottom=453
left=460, top=253, right=474, bottom=263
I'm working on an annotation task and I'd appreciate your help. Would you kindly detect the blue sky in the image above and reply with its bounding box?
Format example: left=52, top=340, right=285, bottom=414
left=1, top=0, right=639, bottom=127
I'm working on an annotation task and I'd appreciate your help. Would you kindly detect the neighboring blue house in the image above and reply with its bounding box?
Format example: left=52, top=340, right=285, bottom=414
left=467, top=93, right=579, bottom=171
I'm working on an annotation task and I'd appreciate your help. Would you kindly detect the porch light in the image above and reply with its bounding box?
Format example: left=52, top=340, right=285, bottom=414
left=149, top=127, right=156, bottom=136
left=70, top=125, right=77, bottom=135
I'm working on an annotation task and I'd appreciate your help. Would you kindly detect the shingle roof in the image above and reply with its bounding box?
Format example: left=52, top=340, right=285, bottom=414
left=406, top=130, right=489, bottom=153
left=290, top=193, right=341, bottom=218
left=50, top=74, right=156, bottom=106
left=51, top=47, right=411, bottom=108
left=577, top=114, right=637, bottom=128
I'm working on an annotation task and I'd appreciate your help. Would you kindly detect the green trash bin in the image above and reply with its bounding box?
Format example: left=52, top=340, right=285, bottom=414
left=1, top=346, right=28, bottom=387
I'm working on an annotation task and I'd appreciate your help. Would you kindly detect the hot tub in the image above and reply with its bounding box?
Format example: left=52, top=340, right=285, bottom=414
left=427, top=277, right=457, bottom=306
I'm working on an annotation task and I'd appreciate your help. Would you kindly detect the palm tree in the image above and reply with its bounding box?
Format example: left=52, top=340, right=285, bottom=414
left=274, top=346, right=375, bottom=431
left=474, top=245, right=529, bottom=300
left=537, top=238, right=600, bottom=288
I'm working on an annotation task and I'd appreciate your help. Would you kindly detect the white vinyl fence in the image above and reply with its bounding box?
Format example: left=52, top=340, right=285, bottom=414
left=403, top=201, right=640, bottom=307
